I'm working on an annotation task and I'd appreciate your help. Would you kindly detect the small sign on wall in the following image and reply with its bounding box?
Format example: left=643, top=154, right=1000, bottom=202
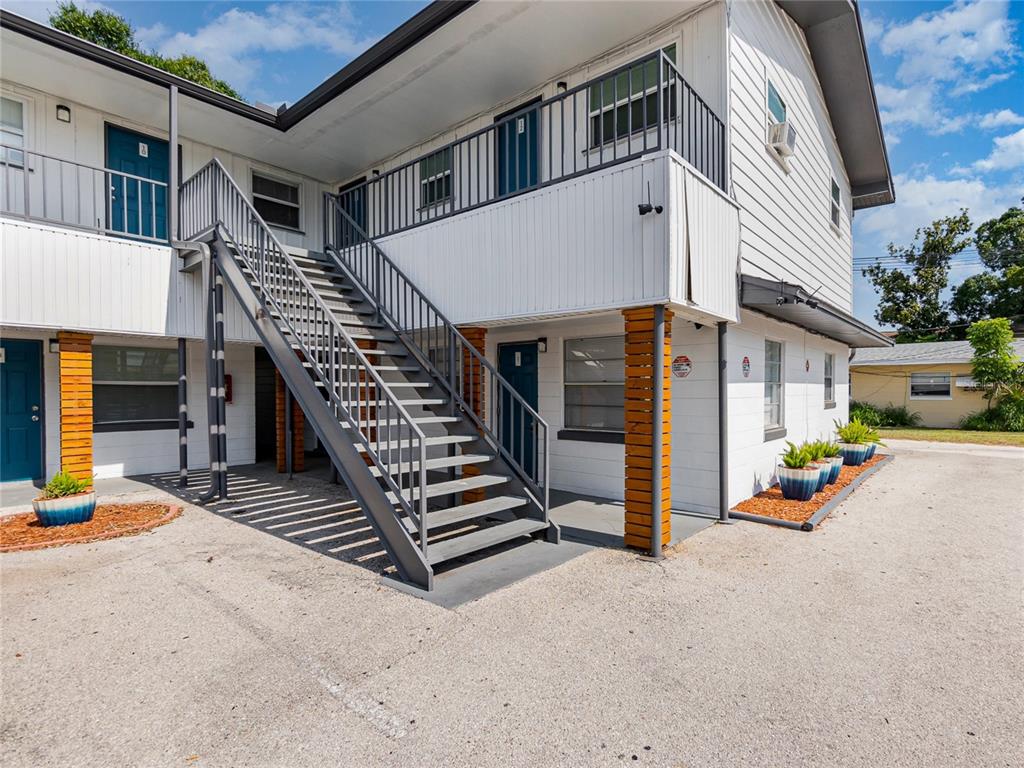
left=138, top=142, right=149, bottom=158
left=671, top=355, right=692, bottom=378
left=741, top=356, right=750, bottom=377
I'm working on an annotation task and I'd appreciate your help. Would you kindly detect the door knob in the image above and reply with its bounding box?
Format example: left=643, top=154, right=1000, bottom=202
left=31, top=415, right=39, bottom=421
left=32, top=404, right=39, bottom=411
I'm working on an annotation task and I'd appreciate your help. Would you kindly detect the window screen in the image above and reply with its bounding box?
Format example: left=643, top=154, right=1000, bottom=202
left=589, top=45, right=677, bottom=148
left=830, top=179, right=841, bottom=228
left=767, top=81, right=786, bottom=124
left=252, top=172, right=300, bottom=230
left=564, top=336, right=625, bottom=431
left=910, top=373, right=951, bottom=399
left=419, top=149, right=452, bottom=208
left=824, top=352, right=835, bottom=404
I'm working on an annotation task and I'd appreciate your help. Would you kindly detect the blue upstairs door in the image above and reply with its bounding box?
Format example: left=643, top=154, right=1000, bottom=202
left=497, top=343, right=539, bottom=477
left=1, top=339, right=43, bottom=483
left=106, top=124, right=169, bottom=240
left=496, top=99, right=540, bottom=197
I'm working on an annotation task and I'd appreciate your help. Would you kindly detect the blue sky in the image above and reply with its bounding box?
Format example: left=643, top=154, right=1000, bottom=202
left=9, top=1, right=1023, bottom=326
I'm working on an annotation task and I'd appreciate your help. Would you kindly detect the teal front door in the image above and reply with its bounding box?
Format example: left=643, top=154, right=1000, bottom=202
left=497, top=342, right=539, bottom=476
left=496, top=99, right=540, bottom=197
left=106, top=124, right=169, bottom=240
left=1, top=339, right=43, bottom=482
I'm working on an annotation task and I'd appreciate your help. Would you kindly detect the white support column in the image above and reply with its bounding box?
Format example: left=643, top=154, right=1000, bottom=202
left=168, top=84, right=179, bottom=241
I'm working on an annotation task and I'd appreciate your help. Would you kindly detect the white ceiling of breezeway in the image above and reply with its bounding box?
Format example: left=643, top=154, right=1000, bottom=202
left=0, top=1, right=698, bottom=183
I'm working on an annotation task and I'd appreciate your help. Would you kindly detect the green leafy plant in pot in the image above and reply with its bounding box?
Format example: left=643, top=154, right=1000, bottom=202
left=820, top=441, right=844, bottom=485
left=32, top=471, right=96, bottom=527
left=834, top=419, right=871, bottom=466
left=777, top=442, right=821, bottom=501
left=805, top=440, right=832, bottom=492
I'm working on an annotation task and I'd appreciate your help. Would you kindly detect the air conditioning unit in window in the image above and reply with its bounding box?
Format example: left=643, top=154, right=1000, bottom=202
left=769, top=121, right=797, bottom=157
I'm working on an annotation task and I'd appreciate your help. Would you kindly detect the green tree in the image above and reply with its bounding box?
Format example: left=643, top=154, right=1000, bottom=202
left=50, top=2, right=242, bottom=100
left=952, top=202, right=1024, bottom=327
left=862, top=210, right=972, bottom=341
left=966, top=318, right=1021, bottom=408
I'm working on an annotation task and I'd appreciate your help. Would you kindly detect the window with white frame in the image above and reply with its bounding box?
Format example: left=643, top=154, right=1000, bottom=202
left=1, top=95, right=26, bottom=166
left=252, top=172, right=301, bottom=230
left=589, top=44, right=677, bottom=148
left=910, top=372, right=951, bottom=399
left=824, top=352, right=835, bottom=405
left=764, top=339, right=784, bottom=430
left=767, top=80, right=786, bottom=124
left=419, top=148, right=451, bottom=208
left=564, top=336, right=625, bottom=432
left=830, top=178, right=841, bottom=229
left=93, top=346, right=179, bottom=431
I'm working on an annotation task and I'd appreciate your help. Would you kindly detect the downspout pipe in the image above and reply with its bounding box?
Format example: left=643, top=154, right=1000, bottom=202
left=651, top=304, right=666, bottom=558
left=197, top=256, right=220, bottom=503
left=717, top=321, right=733, bottom=523
left=177, top=337, right=188, bottom=488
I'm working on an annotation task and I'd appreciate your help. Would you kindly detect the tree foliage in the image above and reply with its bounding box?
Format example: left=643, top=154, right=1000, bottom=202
left=50, top=2, right=242, bottom=100
left=862, top=210, right=972, bottom=341
left=967, top=318, right=1020, bottom=395
left=952, top=202, right=1024, bottom=325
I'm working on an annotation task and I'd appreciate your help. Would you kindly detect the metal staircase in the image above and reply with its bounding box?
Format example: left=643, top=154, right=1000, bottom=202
left=177, top=159, right=556, bottom=590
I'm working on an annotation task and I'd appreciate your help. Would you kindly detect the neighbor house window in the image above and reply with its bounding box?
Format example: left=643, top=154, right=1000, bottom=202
left=93, top=346, right=179, bottom=432
left=764, top=340, right=784, bottom=431
left=824, top=352, right=835, bottom=405
left=564, top=336, right=625, bottom=432
left=419, top=148, right=452, bottom=208
left=1, top=95, right=26, bottom=166
left=830, top=178, right=841, bottom=229
left=767, top=81, right=786, bottom=124
left=252, top=172, right=301, bottom=230
left=910, top=372, right=951, bottom=399
left=589, top=44, right=677, bottom=148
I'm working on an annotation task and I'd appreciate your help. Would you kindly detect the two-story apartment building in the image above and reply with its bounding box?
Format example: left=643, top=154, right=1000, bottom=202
left=0, top=0, right=892, bottom=589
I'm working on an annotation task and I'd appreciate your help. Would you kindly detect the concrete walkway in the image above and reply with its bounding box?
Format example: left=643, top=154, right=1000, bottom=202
left=2, top=443, right=1021, bottom=767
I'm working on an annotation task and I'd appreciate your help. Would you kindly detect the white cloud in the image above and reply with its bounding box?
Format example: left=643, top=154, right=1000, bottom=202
left=879, top=0, right=1018, bottom=88
left=2, top=0, right=113, bottom=24
left=875, top=83, right=972, bottom=136
left=855, top=173, right=1019, bottom=245
left=979, top=109, right=1024, bottom=130
left=141, top=2, right=379, bottom=96
left=973, top=128, right=1024, bottom=171
left=949, top=71, right=1013, bottom=95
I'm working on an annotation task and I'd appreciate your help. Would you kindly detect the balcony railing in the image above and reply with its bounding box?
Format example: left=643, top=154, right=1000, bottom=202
left=0, top=146, right=168, bottom=243
left=328, top=50, right=725, bottom=242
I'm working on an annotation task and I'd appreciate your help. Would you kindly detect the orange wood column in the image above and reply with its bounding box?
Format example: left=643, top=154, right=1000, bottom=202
left=58, top=331, right=94, bottom=485
left=622, top=307, right=673, bottom=552
left=458, top=326, right=487, bottom=502
left=275, top=370, right=305, bottom=473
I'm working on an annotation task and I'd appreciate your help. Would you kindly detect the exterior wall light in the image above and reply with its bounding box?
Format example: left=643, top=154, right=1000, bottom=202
left=55, top=105, right=71, bottom=123
left=537, top=337, right=548, bottom=353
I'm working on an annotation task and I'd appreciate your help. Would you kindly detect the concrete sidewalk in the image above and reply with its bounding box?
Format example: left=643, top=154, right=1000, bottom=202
left=2, top=444, right=1021, bottom=767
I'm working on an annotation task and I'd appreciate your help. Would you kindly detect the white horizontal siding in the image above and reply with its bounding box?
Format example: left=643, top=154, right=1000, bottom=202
left=728, top=0, right=854, bottom=311
left=1, top=218, right=258, bottom=341
left=668, top=153, right=740, bottom=321
left=370, top=154, right=671, bottom=325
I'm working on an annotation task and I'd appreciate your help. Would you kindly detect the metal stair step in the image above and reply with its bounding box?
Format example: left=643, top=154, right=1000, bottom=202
left=283, top=335, right=405, bottom=356
left=356, top=435, right=475, bottom=453
left=368, top=453, right=492, bottom=478
left=402, top=495, right=529, bottom=534
left=335, top=397, right=446, bottom=408
left=356, top=415, right=461, bottom=430
left=386, top=473, right=508, bottom=505
left=426, top=518, right=548, bottom=566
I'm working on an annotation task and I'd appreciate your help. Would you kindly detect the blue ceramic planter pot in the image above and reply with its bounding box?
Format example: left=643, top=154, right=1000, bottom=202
left=825, top=456, right=844, bottom=485
left=32, top=492, right=96, bottom=527
left=813, top=462, right=830, bottom=492
left=839, top=443, right=869, bottom=466
left=777, top=465, right=821, bottom=501
left=865, top=443, right=877, bottom=460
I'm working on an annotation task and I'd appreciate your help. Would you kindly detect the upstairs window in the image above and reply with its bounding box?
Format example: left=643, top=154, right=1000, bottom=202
left=419, top=148, right=452, bottom=208
left=824, top=352, right=835, bottom=405
left=830, top=178, right=841, bottom=229
left=252, top=172, right=301, bottom=230
left=589, top=44, right=677, bottom=148
left=1, top=95, right=25, bottom=166
left=564, top=336, right=625, bottom=432
left=93, top=346, right=179, bottom=432
left=767, top=81, right=786, bottom=124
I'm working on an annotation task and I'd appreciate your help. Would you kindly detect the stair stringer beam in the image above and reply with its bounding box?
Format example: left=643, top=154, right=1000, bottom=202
left=211, top=237, right=434, bottom=590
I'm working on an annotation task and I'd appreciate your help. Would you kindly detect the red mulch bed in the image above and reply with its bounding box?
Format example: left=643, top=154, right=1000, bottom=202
left=733, top=455, right=889, bottom=525
left=0, top=503, right=181, bottom=553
